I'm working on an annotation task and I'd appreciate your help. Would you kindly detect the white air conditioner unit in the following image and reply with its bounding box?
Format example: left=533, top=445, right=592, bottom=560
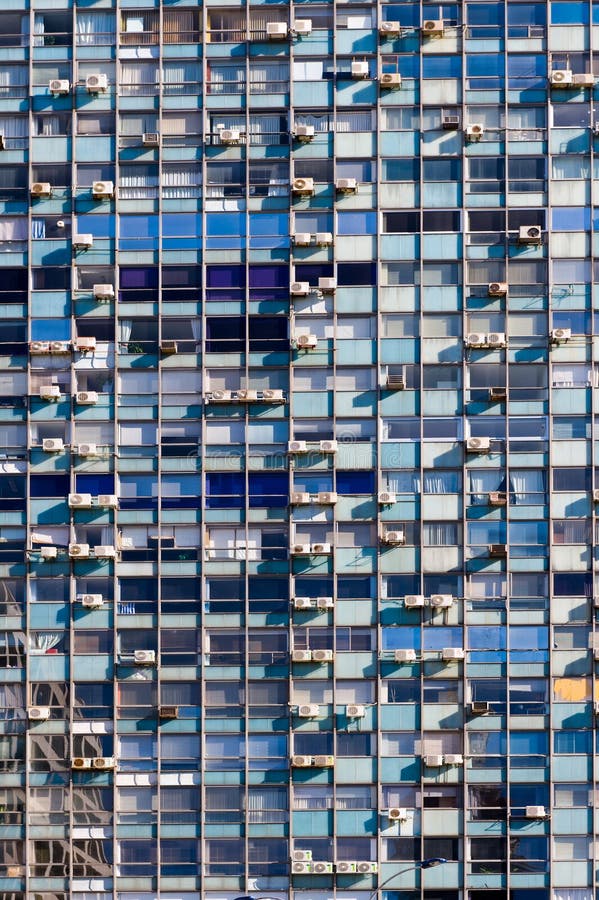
left=298, top=703, right=319, bottom=717
left=288, top=440, right=308, bottom=453
left=335, top=178, right=358, bottom=193
left=526, top=805, right=546, bottom=819
left=379, top=21, right=401, bottom=36
left=404, top=595, right=425, bottom=608
left=593, top=489, right=599, bottom=503
left=357, top=862, right=378, bottom=874
left=40, top=384, right=61, bottom=401
left=72, top=757, right=92, bottom=769
left=76, top=443, right=97, bottom=457
left=444, top=754, right=463, bottom=765
left=518, top=225, right=542, bottom=244
left=550, top=69, right=573, bottom=86
left=466, top=332, right=488, bottom=348
left=551, top=327, right=571, bottom=343
left=293, top=124, right=315, bottom=141
left=292, top=755, right=313, bottom=767
left=346, top=704, right=365, bottom=718
left=97, top=494, right=118, bottom=509
left=292, top=177, right=315, bottom=194
left=76, top=391, right=99, bottom=405
left=236, top=389, right=259, bottom=402
left=320, top=440, right=338, bottom=452
left=293, top=19, right=312, bottom=35
left=92, top=181, right=114, bottom=199
left=488, top=491, right=507, bottom=506
left=317, top=491, right=337, bottom=504
left=313, top=862, right=334, bottom=874
left=442, top=647, right=466, bottom=661
left=30, top=532, right=54, bottom=545
left=73, top=233, right=94, bottom=249
left=31, top=182, right=52, bottom=197
left=86, top=73, right=108, bottom=92
left=94, top=545, right=117, bottom=558
left=336, top=862, right=357, bottom=874
left=93, top=757, right=115, bottom=769
left=317, top=596, right=334, bottom=609
left=69, top=543, right=90, bottom=558
left=292, top=649, right=313, bottom=662
left=293, top=597, right=313, bottom=610
left=313, top=755, right=334, bottom=767
left=40, top=546, right=58, bottom=560
left=142, top=132, right=160, bottom=146
left=49, top=78, right=70, bottom=94
left=312, top=648, right=334, bottom=662
left=292, top=861, right=313, bottom=874
left=28, top=706, right=50, bottom=720
left=422, top=19, right=444, bottom=34
left=471, top=701, right=491, bottom=714
left=386, top=372, right=406, bottom=390
left=291, top=492, right=311, bottom=505
left=220, top=128, right=242, bottom=144
left=387, top=807, right=408, bottom=821
left=293, top=232, right=312, bottom=246
left=75, top=337, right=96, bottom=352
left=383, top=530, right=405, bottom=545
left=291, top=543, right=312, bottom=556
left=488, top=282, right=507, bottom=296
left=262, top=389, right=284, bottom=402
left=379, top=72, right=402, bottom=88
left=378, top=491, right=397, bottom=504
left=394, top=648, right=417, bottom=662
left=489, top=387, right=506, bottom=401
left=50, top=340, right=70, bottom=354
left=430, top=594, right=454, bottom=608
left=134, top=649, right=156, bottom=664
left=79, top=594, right=104, bottom=608
left=316, top=232, right=333, bottom=245
left=295, top=333, right=318, bottom=349
left=573, top=73, right=595, bottom=86
left=466, top=123, right=484, bottom=139
left=423, top=755, right=444, bottom=767
left=442, top=115, right=460, bottom=128
left=351, top=60, right=369, bottom=78
left=68, top=493, right=93, bottom=508
left=93, top=283, right=115, bottom=299
left=487, top=332, right=506, bottom=348
left=30, top=341, right=50, bottom=354
left=160, top=340, right=177, bottom=354
left=42, top=438, right=64, bottom=452
left=318, top=277, right=337, bottom=292
left=311, top=543, right=331, bottom=555
left=466, top=436, right=491, bottom=452
left=292, top=850, right=313, bottom=863
left=266, top=21, right=288, bottom=37
left=210, top=390, right=233, bottom=402
left=291, top=281, right=310, bottom=296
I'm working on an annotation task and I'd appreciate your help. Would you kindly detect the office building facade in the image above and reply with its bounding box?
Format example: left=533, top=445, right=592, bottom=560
left=0, top=0, right=596, bottom=898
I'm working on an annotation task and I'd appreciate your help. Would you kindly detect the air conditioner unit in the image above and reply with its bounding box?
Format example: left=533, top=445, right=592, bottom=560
left=466, top=123, right=484, bottom=139
left=292, top=861, right=313, bottom=874
left=593, top=490, right=599, bottom=503
left=76, top=443, right=97, bottom=457
left=487, top=332, right=506, bottom=348
left=312, top=648, right=334, bottom=662
left=320, top=440, right=338, bottom=453
left=159, top=705, right=179, bottom=719
left=311, top=543, right=331, bottom=554
left=79, top=594, right=104, bottom=608
left=40, top=384, right=62, bottom=401
left=386, top=372, right=406, bottom=390
left=293, top=596, right=313, bottom=610
left=383, top=530, right=405, bottom=545
left=75, top=337, right=96, bottom=352
left=317, top=596, right=334, bottom=609
left=336, top=862, right=357, bottom=874
left=442, top=647, right=466, bottom=661
left=86, top=73, right=108, bottom=92
left=489, top=543, right=507, bottom=557
left=93, top=283, right=115, bottom=299
left=210, top=390, right=233, bottom=402
left=293, top=232, right=312, bottom=246
left=378, top=491, right=397, bottom=504
left=442, top=115, right=460, bottom=129
left=293, top=124, right=315, bottom=141
left=518, top=225, right=542, bottom=244
left=466, top=436, right=491, bottom=452
left=318, top=277, right=337, bottom=292
left=142, top=132, right=160, bottom=147
left=573, top=73, right=595, bottom=86
left=298, top=703, right=320, bottom=717
left=357, top=862, right=378, bottom=874
left=97, top=494, right=118, bottom=508
left=444, top=754, right=463, bottom=765
left=295, top=333, right=318, bottom=349
left=292, top=850, right=313, bottom=863
left=346, top=704, right=365, bottom=718
left=49, top=78, right=70, bottom=94
left=317, top=491, right=337, bottom=504
left=551, top=327, right=571, bottom=343
left=31, top=182, right=52, bottom=197
left=69, top=543, right=90, bottom=558
left=470, top=701, right=491, bottom=714
left=291, top=543, right=312, bottom=556
left=288, top=440, right=308, bottom=453
left=92, top=181, right=114, bottom=199
left=351, top=61, right=369, bottom=79
left=220, top=128, right=241, bottom=144
left=0, top=135, right=4, bottom=151
left=316, top=232, right=333, bottom=245
left=50, top=340, right=70, bottom=354
left=489, top=386, right=506, bottom=401
left=404, top=595, right=425, bottom=608
left=466, top=332, right=488, bottom=348
left=292, top=177, right=315, bottom=194
left=335, top=178, right=358, bottom=193
left=422, top=19, right=444, bottom=34
left=160, top=340, right=177, bottom=354
left=73, top=233, right=94, bottom=249
left=134, top=649, right=156, bottom=664
left=30, top=341, right=50, bottom=354
left=550, top=69, right=573, bottom=86
left=292, top=649, right=313, bottom=662
left=94, top=545, right=117, bottom=558
left=423, top=754, right=444, bottom=767
left=30, top=532, right=54, bottom=545
left=42, top=438, right=64, bottom=452
left=313, top=862, right=334, bottom=874
left=394, top=648, right=417, bottom=662
left=72, top=757, right=92, bottom=769
left=291, top=755, right=313, bottom=767
left=291, top=492, right=311, bottom=505
left=526, top=805, right=547, bottom=819
left=266, top=21, right=288, bottom=37
left=262, top=389, right=285, bottom=402
left=68, top=493, right=93, bottom=508
left=313, top=755, right=334, bottom=767
left=41, top=546, right=58, bottom=560
left=28, top=706, right=50, bottom=720
left=291, top=281, right=311, bottom=295
left=488, top=282, right=508, bottom=296
left=380, top=72, right=402, bottom=89
left=488, top=491, right=507, bottom=506
left=379, top=21, right=401, bottom=36
left=387, top=807, right=408, bottom=821
left=293, top=19, right=312, bottom=35
left=76, top=391, right=98, bottom=405
left=93, top=757, right=115, bottom=770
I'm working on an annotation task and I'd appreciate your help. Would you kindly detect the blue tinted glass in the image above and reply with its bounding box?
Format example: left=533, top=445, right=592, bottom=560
left=422, top=56, right=461, bottom=79
left=551, top=1, right=588, bottom=23
left=337, top=212, right=376, bottom=235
